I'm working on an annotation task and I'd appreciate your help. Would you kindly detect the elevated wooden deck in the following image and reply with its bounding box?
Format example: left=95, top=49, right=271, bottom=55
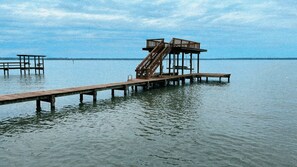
left=0, top=73, right=230, bottom=111
left=136, top=38, right=208, bottom=79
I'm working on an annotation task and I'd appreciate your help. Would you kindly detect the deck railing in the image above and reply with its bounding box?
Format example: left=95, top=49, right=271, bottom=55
left=0, top=62, right=25, bottom=69
left=172, top=38, right=200, bottom=49
left=146, top=38, right=164, bottom=48
left=136, top=42, right=165, bottom=78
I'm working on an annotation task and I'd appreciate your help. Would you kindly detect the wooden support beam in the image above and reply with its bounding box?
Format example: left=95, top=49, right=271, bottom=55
left=79, top=90, right=97, bottom=103
left=19, top=56, right=22, bottom=75
left=37, top=95, right=56, bottom=110
left=169, top=54, right=171, bottom=75
left=80, top=94, right=84, bottom=103
left=27, top=56, right=30, bottom=75
left=36, top=99, right=41, bottom=112
left=173, top=54, right=176, bottom=75
left=190, top=53, right=193, bottom=74
left=182, top=52, right=184, bottom=75
left=38, top=56, right=40, bottom=75
left=34, top=57, right=37, bottom=74
left=93, top=91, right=97, bottom=102
left=190, top=77, right=194, bottom=84
left=182, top=78, right=185, bottom=85
left=160, top=57, right=163, bottom=75
left=177, top=53, right=179, bottom=75
left=124, top=86, right=127, bottom=96
left=197, top=53, right=200, bottom=73
left=163, top=80, right=167, bottom=87
left=146, top=82, right=150, bottom=90
left=23, top=56, right=26, bottom=75
left=42, top=58, right=45, bottom=74
left=111, top=89, right=115, bottom=97
left=48, top=95, right=55, bottom=110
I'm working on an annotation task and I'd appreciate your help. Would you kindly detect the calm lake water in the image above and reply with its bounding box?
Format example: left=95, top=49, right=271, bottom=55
left=0, top=60, right=297, bottom=166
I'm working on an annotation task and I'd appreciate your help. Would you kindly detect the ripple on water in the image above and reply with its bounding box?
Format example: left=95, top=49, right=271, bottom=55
left=1, top=74, right=297, bottom=166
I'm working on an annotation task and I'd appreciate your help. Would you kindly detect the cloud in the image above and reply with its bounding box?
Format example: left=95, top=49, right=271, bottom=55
left=0, top=3, right=131, bottom=22
left=0, top=0, right=296, bottom=58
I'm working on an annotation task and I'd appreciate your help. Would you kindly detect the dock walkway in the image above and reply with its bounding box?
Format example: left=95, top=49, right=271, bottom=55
left=0, top=73, right=230, bottom=111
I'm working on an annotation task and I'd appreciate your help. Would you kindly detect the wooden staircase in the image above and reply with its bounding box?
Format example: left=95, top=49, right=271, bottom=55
left=136, top=39, right=172, bottom=79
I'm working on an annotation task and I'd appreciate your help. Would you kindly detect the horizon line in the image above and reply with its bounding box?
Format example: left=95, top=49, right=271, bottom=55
left=1, top=57, right=297, bottom=61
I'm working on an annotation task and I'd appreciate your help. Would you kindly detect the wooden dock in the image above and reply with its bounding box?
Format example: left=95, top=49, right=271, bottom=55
left=0, top=73, right=230, bottom=111
left=0, top=37, right=231, bottom=112
left=0, top=55, right=45, bottom=76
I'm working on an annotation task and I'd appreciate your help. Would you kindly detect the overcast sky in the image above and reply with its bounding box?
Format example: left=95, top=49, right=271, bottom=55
left=0, top=0, right=296, bottom=58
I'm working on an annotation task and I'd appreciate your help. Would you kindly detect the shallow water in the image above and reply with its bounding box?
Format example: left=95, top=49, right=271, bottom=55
left=0, top=60, right=297, bottom=166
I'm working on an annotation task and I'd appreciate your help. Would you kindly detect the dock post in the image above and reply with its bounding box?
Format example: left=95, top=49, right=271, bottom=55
left=169, top=54, right=171, bottom=75
left=19, top=56, right=22, bottom=75
left=36, top=100, right=41, bottom=112
left=146, top=82, right=150, bottom=90
left=190, top=77, right=194, bottom=84
left=93, top=91, right=97, bottom=102
left=23, top=56, right=26, bottom=75
left=219, top=77, right=222, bottom=83
left=34, top=57, right=37, bottom=74
left=206, top=77, right=208, bottom=83
left=163, top=80, right=167, bottom=87
left=182, top=52, right=184, bottom=75
left=38, top=56, right=40, bottom=74
left=50, top=95, right=55, bottom=110
left=42, top=57, right=45, bottom=74
left=228, top=77, right=230, bottom=83
left=190, top=53, right=193, bottom=74
left=28, top=56, right=30, bottom=75
left=135, top=86, right=138, bottom=92
left=111, top=89, right=115, bottom=97
left=197, top=53, right=200, bottom=73
left=124, top=86, right=127, bottom=96
left=80, top=94, right=84, bottom=103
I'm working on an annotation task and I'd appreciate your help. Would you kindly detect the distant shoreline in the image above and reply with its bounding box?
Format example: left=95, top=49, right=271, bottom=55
left=0, top=57, right=297, bottom=61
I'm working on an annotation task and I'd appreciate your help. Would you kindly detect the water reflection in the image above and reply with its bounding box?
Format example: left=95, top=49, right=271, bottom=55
left=131, top=85, right=204, bottom=140
left=0, top=99, right=112, bottom=136
left=0, top=74, right=46, bottom=94
left=0, top=84, right=202, bottom=137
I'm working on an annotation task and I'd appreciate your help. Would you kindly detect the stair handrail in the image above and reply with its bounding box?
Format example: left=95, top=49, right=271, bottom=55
left=135, top=41, right=164, bottom=71
left=145, top=39, right=174, bottom=78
